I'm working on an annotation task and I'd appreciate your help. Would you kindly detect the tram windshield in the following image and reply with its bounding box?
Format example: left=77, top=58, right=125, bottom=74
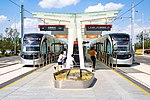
left=23, top=34, right=43, bottom=45
left=110, top=33, right=129, bottom=41
left=24, top=40, right=41, bottom=45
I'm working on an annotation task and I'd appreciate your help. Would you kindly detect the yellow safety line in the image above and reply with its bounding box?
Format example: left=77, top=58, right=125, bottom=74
left=98, top=60, right=150, bottom=96
left=0, top=64, right=52, bottom=90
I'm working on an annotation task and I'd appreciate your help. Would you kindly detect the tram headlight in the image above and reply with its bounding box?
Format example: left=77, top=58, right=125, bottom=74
left=128, top=54, right=131, bottom=58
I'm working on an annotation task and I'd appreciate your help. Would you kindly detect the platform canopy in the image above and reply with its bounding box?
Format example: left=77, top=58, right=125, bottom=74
left=32, top=10, right=121, bottom=70
left=32, top=10, right=120, bottom=41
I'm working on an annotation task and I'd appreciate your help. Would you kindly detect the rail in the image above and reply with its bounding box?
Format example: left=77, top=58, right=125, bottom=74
left=30, top=51, right=61, bottom=68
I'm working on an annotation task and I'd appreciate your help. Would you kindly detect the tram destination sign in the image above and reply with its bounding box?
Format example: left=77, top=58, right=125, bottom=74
left=38, top=25, right=65, bottom=31
left=85, top=24, right=112, bottom=31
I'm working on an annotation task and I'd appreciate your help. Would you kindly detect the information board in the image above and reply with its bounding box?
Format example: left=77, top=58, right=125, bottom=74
left=85, top=24, right=112, bottom=31
left=38, top=25, right=65, bottom=31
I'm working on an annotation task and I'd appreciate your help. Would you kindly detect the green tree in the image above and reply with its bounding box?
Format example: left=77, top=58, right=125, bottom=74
left=136, top=31, right=150, bottom=49
left=0, top=38, right=13, bottom=54
left=5, top=28, right=20, bottom=54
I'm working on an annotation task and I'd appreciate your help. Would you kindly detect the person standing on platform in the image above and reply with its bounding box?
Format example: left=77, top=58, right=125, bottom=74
left=70, top=54, right=77, bottom=68
left=55, top=51, right=64, bottom=71
left=89, top=47, right=97, bottom=70
left=63, top=48, right=67, bottom=64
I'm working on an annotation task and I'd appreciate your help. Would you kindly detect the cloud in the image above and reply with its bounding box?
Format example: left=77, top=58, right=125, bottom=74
left=85, top=2, right=124, bottom=12
left=0, top=15, right=7, bottom=24
left=39, top=0, right=80, bottom=9
left=11, top=18, right=40, bottom=37
left=109, top=24, right=142, bottom=35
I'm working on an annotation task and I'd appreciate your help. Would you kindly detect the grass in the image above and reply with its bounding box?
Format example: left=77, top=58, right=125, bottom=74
left=135, top=49, right=142, bottom=55
left=54, top=69, right=93, bottom=81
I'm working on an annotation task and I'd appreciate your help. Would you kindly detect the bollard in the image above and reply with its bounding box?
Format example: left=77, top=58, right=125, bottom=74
left=49, top=54, right=50, bottom=64
left=46, top=54, right=47, bottom=65
left=115, top=53, right=117, bottom=69
left=42, top=56, right=44, bottom=67
left=106, top=54, right=107, bottom=65
left=108, top=54, right=110, bottom=66
left=33, top=52, right=35, bottom=67
left=38, top=53, right=41, bottom=68
left=111, top=54, right=114, bottom=69
left=50, top=55, right=52, bottom=63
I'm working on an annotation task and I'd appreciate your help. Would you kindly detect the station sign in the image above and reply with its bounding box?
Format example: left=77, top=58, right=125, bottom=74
left=51, top=28, right=68, bottom=35
left=85, top=24, right=112, bottom=31
left=56, top=35, right=68, bottom=38
left=84, top=28, right=102, bottom=35
left=38, top=25, right=65, bottom=31
left=86, top=35, right=99, bottom=38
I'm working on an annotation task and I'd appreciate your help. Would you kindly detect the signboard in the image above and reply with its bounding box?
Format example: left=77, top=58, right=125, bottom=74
left=51, top=28, right=68, bottom=35
left=86, top=35, right=99, bottom=38
left=84, top=29, right=102, bottom=35
left=56, top=35, right=68, bottom=38
left=38, top=25, right=65, bottom=31
left=85, top=24, right=112, bottom=31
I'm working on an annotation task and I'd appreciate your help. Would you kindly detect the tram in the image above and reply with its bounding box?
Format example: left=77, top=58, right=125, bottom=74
left=21, top=33, right=66, bottom=65
left=91, top=33, right=132, bottom=65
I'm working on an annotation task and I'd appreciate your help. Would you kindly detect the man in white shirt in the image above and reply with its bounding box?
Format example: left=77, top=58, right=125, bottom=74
left=70, top=54, right=77, bottom=68
left=63, top=48, right=67, bottom=64
left=55, top=51, right=64, bottom=71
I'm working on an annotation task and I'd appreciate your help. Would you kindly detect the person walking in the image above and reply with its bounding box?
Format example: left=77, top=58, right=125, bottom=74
left=89, top=47, right=97, bottom=70
left=63, top=48, right=67, bottom=64
left=70, top=54, right=77, bottom=68
left=55, top=51, right=64, bottom=71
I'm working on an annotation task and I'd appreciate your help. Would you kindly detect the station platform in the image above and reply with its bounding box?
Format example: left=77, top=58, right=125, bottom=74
left=0, top=61, right=150, bottom=100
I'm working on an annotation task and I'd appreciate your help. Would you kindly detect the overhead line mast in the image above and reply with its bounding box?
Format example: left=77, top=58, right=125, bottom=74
left=131, top=0, right=135, bottom=61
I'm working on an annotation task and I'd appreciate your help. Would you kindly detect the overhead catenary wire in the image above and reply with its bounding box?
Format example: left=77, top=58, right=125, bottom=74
left=9, top=0, right=32, bottom=15
left=111, top=0, right=145, bottom=23
left=9, top=0, right=145, bottom=25
left=8, top=0, right=47, bottom=24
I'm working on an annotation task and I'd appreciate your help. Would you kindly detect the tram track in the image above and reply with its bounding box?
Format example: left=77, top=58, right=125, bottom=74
left=0, top=67, right=23, bottom=76
left=0, top=62, right=20, bottom=68
left=116, top=67, right=150, bottom=89
left=0, top=63, right=55, bottom=89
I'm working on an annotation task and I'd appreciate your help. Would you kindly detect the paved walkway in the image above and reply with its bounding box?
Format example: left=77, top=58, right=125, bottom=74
left=0, top=62, right=149, bottom=100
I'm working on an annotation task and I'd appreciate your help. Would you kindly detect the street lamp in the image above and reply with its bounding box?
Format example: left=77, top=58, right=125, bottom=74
left=131, top=0, right=135, bottom=61
left=141, top=13, right=144, bottom=55
left=135, top=11, right=145, bottom=55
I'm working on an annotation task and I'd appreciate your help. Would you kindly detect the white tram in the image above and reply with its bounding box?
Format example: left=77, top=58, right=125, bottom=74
left=21, top=33, right=66, bottom=65
left=91, top=33, right=133, bottom=65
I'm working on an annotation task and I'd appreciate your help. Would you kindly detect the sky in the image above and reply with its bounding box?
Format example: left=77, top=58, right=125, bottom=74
left=0, top=0, right=150, bottom=39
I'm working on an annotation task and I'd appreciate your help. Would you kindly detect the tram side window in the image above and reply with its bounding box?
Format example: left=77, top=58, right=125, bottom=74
left=106, top=42, right=111, bottom=54
left=41, top=41, right=47, bottom=55
left=48, top=38, right=54, bottom=53
left=55, top=45, right=61, bottom=53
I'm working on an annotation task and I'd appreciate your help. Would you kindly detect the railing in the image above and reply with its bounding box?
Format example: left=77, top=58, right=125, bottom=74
left=97, top=51, right=118, bottom=69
